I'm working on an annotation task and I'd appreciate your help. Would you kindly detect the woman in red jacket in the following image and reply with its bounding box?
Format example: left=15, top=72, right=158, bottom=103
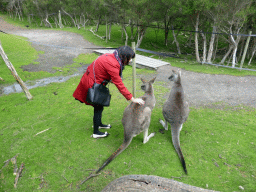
left=73, top=46, right=145, bottom=138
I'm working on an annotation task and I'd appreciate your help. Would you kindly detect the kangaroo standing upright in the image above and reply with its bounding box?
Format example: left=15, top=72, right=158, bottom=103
left=159, top=69, right=189, bottom=174
left=96, top=77, right=156, bottom=174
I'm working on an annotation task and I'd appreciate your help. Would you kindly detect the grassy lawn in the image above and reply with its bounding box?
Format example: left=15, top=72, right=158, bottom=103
left=0, top=14, right=256, bottom=191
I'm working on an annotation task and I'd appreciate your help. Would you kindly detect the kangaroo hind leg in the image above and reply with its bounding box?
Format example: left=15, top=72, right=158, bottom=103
left=141, top=107, right=155, bottom=144
left=143, top=128, right=155, bottom=144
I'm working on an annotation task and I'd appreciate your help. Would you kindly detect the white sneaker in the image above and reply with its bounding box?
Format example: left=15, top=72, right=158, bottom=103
left=99, top=124, right=112, bottom=129
left=92, top=132, right=109, bottom=138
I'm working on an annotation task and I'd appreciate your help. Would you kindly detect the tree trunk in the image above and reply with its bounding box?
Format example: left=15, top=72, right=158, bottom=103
left=200, top=31, right=207, bottom=63
left=0, top=41, right=32, bottom=100
left=108, top=22, right=112, bottom=40
left=195, top=13, right=201, bottom=63
left=58, top=10, right=63, bottom=28
left=136, top=27, right=147, bottom=48
left=130, top=19, right=134, bottom=40
left=230, top=34, right=241, bottom=67
left=206, top=25, right=216, bottom=63
left=213, top=34, right=219, bottom=61
left=45, top=13, right=53, bottom=28
left=248, top=46, right=256, bottom=66
left=240, top=31, right=252, bottom=68
left=231, top=46, right=238, bottom=67
left=220, top=45, right=233, bottom=64
left=164, top=26, right=169, bottom=46
left=238, top=36, right=245, bottom=61
left=248, top=42, right=256, bottom=66
left=106, top=16, right=108, bottom=43
left=61, top=8, right=80, bottom=29
left=95, top=15, right=101, bottom=32
left=172, top=26, right=181, bottom=54
left=123, top=25, right=128, bottom=46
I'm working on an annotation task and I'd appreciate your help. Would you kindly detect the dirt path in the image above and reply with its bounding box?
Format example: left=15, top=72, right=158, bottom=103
left=1, top=16, right=256, bottom=108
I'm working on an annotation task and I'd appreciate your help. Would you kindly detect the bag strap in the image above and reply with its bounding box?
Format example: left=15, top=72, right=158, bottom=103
left=92, top=60, right=96, bottom=83
left=92, top=57, right=109, bottom=85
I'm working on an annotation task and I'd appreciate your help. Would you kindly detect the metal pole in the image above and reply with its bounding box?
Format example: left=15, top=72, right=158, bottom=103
left=132, top=42, right=136, bottom=98
left=240, top=31, right=252, bottom=68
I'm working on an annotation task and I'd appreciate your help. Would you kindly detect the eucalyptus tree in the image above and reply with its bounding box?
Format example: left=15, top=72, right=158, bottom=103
left=126, top=0, right=157, bottom=48
left=3, top=0, right=25, bottom=20
left=217, top=0, right=254, bottom=67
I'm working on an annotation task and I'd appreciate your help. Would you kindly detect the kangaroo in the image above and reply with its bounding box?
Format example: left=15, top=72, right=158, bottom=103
left=96, top=77, right=156, bottom=174
left=159, top=69, right=189, bottom=174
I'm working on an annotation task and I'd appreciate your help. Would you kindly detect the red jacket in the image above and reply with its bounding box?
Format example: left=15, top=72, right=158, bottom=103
left=73, top=53, right=133, bottom=105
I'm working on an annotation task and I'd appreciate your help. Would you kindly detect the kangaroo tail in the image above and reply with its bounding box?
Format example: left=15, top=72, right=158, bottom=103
left=96, top=138, right=132, bottom=174
left=171, top=131, right=187, bottom=174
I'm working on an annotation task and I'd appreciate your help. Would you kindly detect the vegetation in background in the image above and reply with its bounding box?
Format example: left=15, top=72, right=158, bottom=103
left=0, top=0, right=256, bottom=68
left=0, top=9, right=256, bottom=192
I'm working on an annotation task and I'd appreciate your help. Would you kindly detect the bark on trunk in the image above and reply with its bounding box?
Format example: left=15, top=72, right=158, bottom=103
left=230, top=35, right=241, bottom=67
left=200, top=31, right=207, bottom=63
left=108, top=22, right=112, bottom=40
left=0, top=41, right=32, bottom=100
left=206, top=25, right=216, bottom=63
left=45, top=13, right=53, bottom=28
left=136, top=27, right=147, bottom=48
left=130, top=19, right=134, bottom=40
left=172, top=27, right=181, bottom=54
left=58, top=10, right=63, bottom=28
left=220, top=45, right=233, bottom=64
left=195, top=13, right=201, bottom=63
left=61, top=8, right=80, bottom=29
left=248, top=43, right=256, bottom=66
left=95, top=15, right=101, bottom=32
left=123, top=25, right=128, bottom=46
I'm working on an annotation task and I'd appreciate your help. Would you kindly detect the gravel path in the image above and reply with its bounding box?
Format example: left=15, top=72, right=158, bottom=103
left=1, top=17, right=256, bottom=108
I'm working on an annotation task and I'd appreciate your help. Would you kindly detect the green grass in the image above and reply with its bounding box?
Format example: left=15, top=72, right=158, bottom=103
left=0, top=13, right=256, bottom=191
left=1, top=67, right=256, bottom=191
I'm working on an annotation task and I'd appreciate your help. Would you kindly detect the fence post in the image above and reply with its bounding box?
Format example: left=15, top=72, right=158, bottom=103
left=0, top=41, right=33, bottom=100
left=240, top=31, right=252, bottom=68
left=132, top=42, right=136, bottom=98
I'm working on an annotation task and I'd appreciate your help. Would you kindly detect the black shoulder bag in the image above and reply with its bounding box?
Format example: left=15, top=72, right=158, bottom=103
left=86, top=60, right=111, bottom=106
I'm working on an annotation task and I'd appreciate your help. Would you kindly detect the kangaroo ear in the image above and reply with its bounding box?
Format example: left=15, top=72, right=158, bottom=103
left=150, top=77, right=156, bottom=83
left=141, top=78, right=146, bottom=83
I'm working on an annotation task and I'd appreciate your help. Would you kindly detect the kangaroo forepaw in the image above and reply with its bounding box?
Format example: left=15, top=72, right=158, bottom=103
left=159, top=119, right=168, bottom=130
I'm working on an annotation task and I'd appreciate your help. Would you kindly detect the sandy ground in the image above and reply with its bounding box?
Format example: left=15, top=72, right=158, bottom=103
left=0, top=17, right=256, bottom=108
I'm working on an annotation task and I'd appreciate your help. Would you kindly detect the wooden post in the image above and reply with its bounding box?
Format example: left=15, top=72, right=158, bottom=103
left=240, top=31, right=252, bottom=68
left=0, top=41, right=33, bottom=100
left=132, top=42, right=136, bottom=98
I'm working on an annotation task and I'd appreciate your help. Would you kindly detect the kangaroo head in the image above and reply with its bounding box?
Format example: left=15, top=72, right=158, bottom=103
left=141, top=77, right=156, bottom=93
left=168, top=69, right=181, bottom=83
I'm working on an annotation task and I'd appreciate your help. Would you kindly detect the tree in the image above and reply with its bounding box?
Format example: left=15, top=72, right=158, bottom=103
left=217, top=0, right=254, bottom=67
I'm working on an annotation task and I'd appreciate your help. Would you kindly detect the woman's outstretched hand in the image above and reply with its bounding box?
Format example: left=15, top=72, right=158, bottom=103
left=130, top=97, right=145, bottom=105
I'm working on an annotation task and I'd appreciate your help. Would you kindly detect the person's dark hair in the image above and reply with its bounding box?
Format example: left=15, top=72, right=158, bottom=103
left=117, top=46, right=135, bottom=64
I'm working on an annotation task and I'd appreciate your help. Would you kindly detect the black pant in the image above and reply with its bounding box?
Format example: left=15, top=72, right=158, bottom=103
left=93, top=105, right=104, bottom=134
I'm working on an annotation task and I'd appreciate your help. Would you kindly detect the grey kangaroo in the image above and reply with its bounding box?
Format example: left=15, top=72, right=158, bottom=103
left=159, top=69, right=189, bottom=174
left=96, top=77, right=156, bottom=174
